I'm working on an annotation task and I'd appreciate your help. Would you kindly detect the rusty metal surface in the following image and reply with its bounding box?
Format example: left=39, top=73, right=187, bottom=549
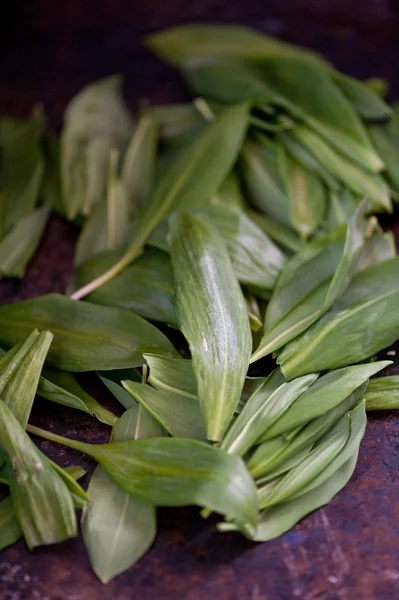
left=1, top=1, right=399, bottom=598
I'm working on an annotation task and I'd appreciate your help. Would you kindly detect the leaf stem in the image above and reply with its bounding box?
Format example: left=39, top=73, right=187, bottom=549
left=27, top=424, right=92, bottom=455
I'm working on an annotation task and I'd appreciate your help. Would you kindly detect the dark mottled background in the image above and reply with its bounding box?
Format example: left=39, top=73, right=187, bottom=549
left=1, top=1, right=399, bottom=599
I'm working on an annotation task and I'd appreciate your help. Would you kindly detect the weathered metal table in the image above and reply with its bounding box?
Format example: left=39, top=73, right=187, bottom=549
left=1, top=1, right=399, bottom=598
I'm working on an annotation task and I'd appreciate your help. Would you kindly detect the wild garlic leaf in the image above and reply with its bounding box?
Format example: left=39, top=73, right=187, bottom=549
left=368, top=124, right=399, bottom=193
left=144, top=354, right=197, bottom=397
left=259, top=362, right=388, bottom=439
left=331, top=70, right=392, bottom=121
left=326, top=189, right=358, bottom=230
left=71, top=102, right=249, bottom=301
left=123, top=380, right=206, bottom=440
left=29, top=427, right=259, bottom=531
left=148, top=103, right=204, bottom=148
left=122, top=113, right=158, bottom=217
left=82, top=408, right=159, bottom=584
left=0, top=329, right=53, bottom=428
left=0, top=111, right=44, bottom=237
left=98, top=368, right=141, bottom=410
left=74, top=248, right=176, bottom=325
left=0, top=400, right=77, bottom=549
left=113, top=404, right=166, bottom=440
left=0, top=496, right=22, bottom=550
left=365, top=376, right=399, bottom=411
left=0, top=293, right=177, bottom=371
left=252, top=201, right=369, bottom=362
left=248, top=382, right=367, bottom=479
left=291, top=125, right=391, bottom=212
left=0, top=203, right=51, bottom=279
left=41, top=130, right=64, bottom=216
left=355, top=225, right=395, bottom=272
left=48, top=461, right=89, bottom=509
left=169, top=212, right=252, bottom=441
left=74, top=200, right=109, bottom=267
left=145, top=23, right=319, bottom=66
left=247, top=210, right=304, bottom=255
left=226, top=451, right=358, bottom=542
left=60, top=76, right=133, bottom=219
left=38, top=369, right=118, bottom=426
left=277, top=258, right=399, bottom=379
left=285, top=153, right=326, bottom=239
left=221, top=372, right=318, bottom=456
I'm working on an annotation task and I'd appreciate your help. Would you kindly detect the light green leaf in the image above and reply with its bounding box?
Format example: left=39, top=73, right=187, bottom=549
left=106, top=150, right=130, bottom=252
left=169, top=212, right=252, bottom=441
left=0, top=329, right=53, bottom=428
left=74, top=200, right=108, bottom=267
left=61, top=76, right=133, bottom=219
left=278, top=257, right=399, bottom=378
left=365, top=376, right=399, bottom=411
left=148, top=103, right=203, bottom=147
left=82, top=408, right=158, bottom=584
left=122, top=113, right=158, bottom=216
left=28, top=426, right=259, bottom=531
left=252, top=201, right=369, bottom=361
left=326, top=188, right=358, bottom=230
left=291, top=125, right=391, bottom=212
left=331, top=71, right=391, bottom=121
left=221, top=370, right=318, bottom=456
left=259, top=362, right=388, bottom=439
left=0, top=497, right=22, bottom=550
left=368, top=124, right=399, bottom=193
left=0, top=203, right=51, bottom=279
left=145, top=354, right=197, bottom=398
left=0, top=400, right=77, bottom=549
left=123, top=380, right=206, bottom=440
left=74, top=248, right=176, bottom=325
left=38, top=369, right=118, bottom=426
left=0, top=293, right=177, bottom=372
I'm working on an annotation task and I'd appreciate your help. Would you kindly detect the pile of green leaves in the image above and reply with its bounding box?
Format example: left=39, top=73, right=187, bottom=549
left=1, top=23, right=399, bottom=584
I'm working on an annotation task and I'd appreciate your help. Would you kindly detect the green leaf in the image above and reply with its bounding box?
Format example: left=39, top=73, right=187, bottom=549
left=74, top=200, right=109, bottom=266
left=0, top=111, right=44, bottom=237
left=0, top=400, right=77, bottom=549
left=277, top=258, right=399, bottom=378
left=49, top=461, right=90, bottom=509
left=113, top=405, right=166, bottom=439
left=98, top=368, right=141, bottom=410
left=61, top=76, right=133, bottom=219
left=0, top=329, right=53, bottom=428
left=0, top=293, right=177, bottom=372
left=331, top=70, right=391, bottom=121
left=82, top=408, right=158, bottom=584
left=285, top=153, right=326, bottom=239
left=326, top=188, right=358, bottom=230
left=145, top=353, right=197, bottom=397
left=74, top=248, right=176, bottom=325
left=252, top=202, right=369, bottom=361
left=38, top=369, right=118, bottom=426
left=169, top=212, right=252, bottom=441
left=247, top=210, right=304, bottom=255
left=259, top=362, right=388, bottom=440
left=0, top=203, right=51, bottom=279
left=220, top=371, right=318, bottom=456
left=145, top=23, right=319, bottom=65
left=71, top=102, right=249, bottom=300
left=41, top=130, right=64, bottom=216
left=355, top=224, right=395, bottom=272
left=291, top=125, right=391, bottom=212
left=148, top=103, right=203, bottom=147
left=368, top=124, right=399, bottom=193
left=28, top=426, right=259, bottom=531
left=0, top=496, right=22, bottom=550
left=123, top=380, right=206, bottom=440
left=122, top=113, right=158, bottom=216
left=248, top=382, right=367, bottom=479
left=365, top=376, right=399, bottom=411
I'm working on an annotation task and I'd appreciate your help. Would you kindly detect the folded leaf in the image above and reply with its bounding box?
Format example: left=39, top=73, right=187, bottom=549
left=278, top=258, right=399, bottom=378
left=0, top=329, right=53, bottom=428
left=122, top=113, right=158, bottom=216
left=123, top=380, right=206, bottom=440
left=0, top=400, right=77, bottom=549
left=169, top=212, right=252, bottom=441
left=39, top=369, right=118, bottom=426
left=0, top=203, right=51, bottom=279
left=145, top=354, right=197, bottom=398
left=0, top=293, right=177, bottom=372
left=28, top=426, right=259, bottom=530
left=221, top=370, right=318, bottom=456
left=82, top=408, right=158, bottom=584
left=60, top=76, right=133, bottom=219
left=74, top=248, right=176, bottom=325
left=252, top=201, right=369, bottom=361
left=365, top=376, right=399, bottom=411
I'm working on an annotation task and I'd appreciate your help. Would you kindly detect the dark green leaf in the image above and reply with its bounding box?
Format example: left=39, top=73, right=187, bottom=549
left=0, top=497, right=22, bottom=550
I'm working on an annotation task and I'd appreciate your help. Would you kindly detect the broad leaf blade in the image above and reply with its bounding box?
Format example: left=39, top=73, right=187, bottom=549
left=169, top=212, right=252, bottom=441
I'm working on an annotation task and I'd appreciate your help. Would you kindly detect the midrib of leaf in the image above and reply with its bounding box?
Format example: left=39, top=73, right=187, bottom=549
left=103, top=490, right=130, bottom=580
